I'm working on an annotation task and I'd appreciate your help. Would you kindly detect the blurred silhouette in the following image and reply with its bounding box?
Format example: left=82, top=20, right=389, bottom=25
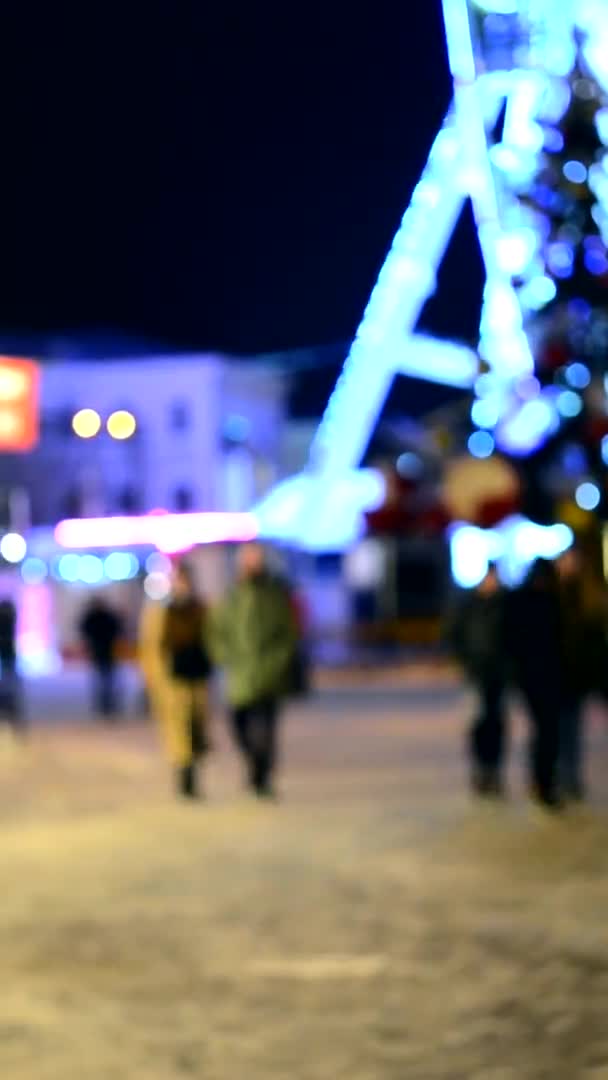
left=79, top=597, right=123, bottom=719
left=556, top=547, right=608, bottom=801
left=211, top=543, right=297, bottom=798
left=0, top=597, right=23, bottom=732
left=286, top=586, right=312, bottom=700
left=505, top=559, right=562, bottom=809
left=140, top=563, right=212, bottom=799
left=448, top=565, right=508, bottom=797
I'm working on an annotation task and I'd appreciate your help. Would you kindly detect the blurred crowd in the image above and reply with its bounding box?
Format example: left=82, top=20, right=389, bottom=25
left=138, top=544, right=302, bottom=800
left=0, top=539, right=606, bottom=814
left=448, top=547, right=608, bottom=810
left=0, top=543, right=305, bottom=801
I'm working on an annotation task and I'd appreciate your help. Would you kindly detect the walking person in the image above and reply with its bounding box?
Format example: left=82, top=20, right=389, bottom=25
left=79, top=596, right=123, bottom=718
left=140, top=563, right=212, bottom=799
left=505, top=559, right=562, bottom=810
left=0, top=597, right=24, bottom=734
left=448, top=565, right=508, bottom=797
left=211, top=543, right=297, bottom=799
left=556, top=547, right=607, bottom=801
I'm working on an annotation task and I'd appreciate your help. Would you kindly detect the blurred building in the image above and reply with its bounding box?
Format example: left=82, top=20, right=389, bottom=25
left=0, top=354, right=285, bottom=526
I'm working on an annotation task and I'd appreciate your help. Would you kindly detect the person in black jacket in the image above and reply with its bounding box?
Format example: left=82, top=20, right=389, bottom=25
left=80, top=597, right=123, bottom=718
left=505, top=559, right=562, bottom=809
left=448, top=565, right=509, bottom=797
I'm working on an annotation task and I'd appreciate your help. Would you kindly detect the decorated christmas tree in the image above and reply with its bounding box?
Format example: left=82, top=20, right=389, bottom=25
left=493, top=59, right=608, bottom=523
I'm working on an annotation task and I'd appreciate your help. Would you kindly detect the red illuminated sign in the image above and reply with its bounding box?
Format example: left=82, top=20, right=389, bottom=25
left=0, top=357, right=39, bottom=451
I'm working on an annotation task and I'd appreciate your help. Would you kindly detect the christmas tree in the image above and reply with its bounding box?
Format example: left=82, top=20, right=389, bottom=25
left=504, top=65, right=608, bottom=520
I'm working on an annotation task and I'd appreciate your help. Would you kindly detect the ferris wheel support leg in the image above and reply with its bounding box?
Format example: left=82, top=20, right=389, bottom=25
left=307, top=107, right=467, bottom=478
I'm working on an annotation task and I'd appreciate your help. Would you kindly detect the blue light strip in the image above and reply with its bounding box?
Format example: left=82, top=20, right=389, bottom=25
left=578, top=1, right=608, bottom=95
left=442, top=0, right=534, bottom=381
left=441, top=0, right=591, bottom=454
left=307, top=110, right=466, bottom=476
left=394, top=336, right=478, bottom=388
left=254, top=468, right=386, bottom=551
left=449, top=516, right=574, bottom=589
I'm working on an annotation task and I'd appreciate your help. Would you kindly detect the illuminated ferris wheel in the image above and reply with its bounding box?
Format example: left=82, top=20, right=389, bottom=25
left=255, top=0, right=608, bottom=552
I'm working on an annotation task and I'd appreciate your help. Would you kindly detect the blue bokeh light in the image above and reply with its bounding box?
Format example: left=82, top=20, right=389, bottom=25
left=544, top=127, right=564, bottom=153
left=575, top=482, right=600, bottom=511
left=449, top=525, right=488, bottom=590
left=495, top=397, right=559, bottom=456
left=104, top=552, right=139, bottom=581
left=78, top=555, right=104, bottom=585
left=516, top=375, right=541, bottom=400
left=449, top=519, right=574, bottom=591
left=557, top=391, right=583, bottom=418
left=563, top=160, right=588, bottom=184
left=57, top=554, right=80, bottom=583
left=474, top=373, right=495, bottom=398
left=584, top=247, right=608, bottom=275
left=396, top=452, right=424, bottom=480
left=468, top=430, right=495, bottom=459
left=565, top=363, right=591, bottom=390
left=471, top=398, right=500, bottom=429
left=547, top=242, right=574, bottom=279
left=146, top=552, right=172, bottom=575
left=21, top=557, right=48, bottom=586
left=496, top=228, right=537, bottom=274
left=520, top=275, right=557, bottom=311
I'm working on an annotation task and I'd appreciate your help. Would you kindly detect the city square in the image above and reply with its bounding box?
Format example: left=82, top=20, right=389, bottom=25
left=2, top=671, right=608, bottom=1078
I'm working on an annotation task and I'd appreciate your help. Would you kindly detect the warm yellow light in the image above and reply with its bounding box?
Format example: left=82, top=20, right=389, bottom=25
left=72, top=408, right=101, bottom=439
left=0, top=369, right=28, bottom=400
left=0, top=411, right=21, bottom=437
left=107, top=410, right=137, bottom=440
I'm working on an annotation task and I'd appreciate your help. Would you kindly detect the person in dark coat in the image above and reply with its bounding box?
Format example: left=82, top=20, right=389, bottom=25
left=556, top=547, right=607, bottom=801
left=505, top=558, right=562, bottom=809
left=80, top=597, right=123, bottom=718
left=0, top=597, right=23, bottom=731
left=448, top=565, right=509, bottom=796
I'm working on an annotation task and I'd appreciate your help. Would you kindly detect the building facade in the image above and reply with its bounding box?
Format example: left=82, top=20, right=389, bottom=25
left=0, top=354, right=285, bottom=527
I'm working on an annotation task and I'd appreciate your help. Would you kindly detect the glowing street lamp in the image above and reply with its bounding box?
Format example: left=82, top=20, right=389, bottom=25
left=72, top=408, right=102, bottom=439
left=107, top=410, right=137, bottom=440
left=0, top=532, right=27, bottom=563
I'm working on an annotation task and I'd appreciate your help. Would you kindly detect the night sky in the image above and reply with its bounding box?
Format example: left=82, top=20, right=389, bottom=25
left=0, top=3, right=483, bottom=387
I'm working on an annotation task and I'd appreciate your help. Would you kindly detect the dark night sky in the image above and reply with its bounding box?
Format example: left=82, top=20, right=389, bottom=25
left=0, top=2, right=483, bottom=375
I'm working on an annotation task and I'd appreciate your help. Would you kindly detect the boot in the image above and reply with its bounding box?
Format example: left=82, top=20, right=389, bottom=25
left=176, top=763, right=198, bottom=799
left=530, top=783, right=562, bottom=812
left=472, top=764, right=505, bottom=799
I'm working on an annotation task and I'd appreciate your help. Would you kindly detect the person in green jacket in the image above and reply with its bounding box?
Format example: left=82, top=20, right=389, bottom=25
left=211, top=543, right=298, bottom=798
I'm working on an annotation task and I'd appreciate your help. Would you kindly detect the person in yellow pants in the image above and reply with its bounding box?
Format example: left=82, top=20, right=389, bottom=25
left=138, top=563, right=212, bottom=798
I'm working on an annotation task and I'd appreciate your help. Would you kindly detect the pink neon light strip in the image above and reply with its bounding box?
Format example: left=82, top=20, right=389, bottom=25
left=54, top=512, right=259, bottom=551
left=18, top=583, right=53, bottom=656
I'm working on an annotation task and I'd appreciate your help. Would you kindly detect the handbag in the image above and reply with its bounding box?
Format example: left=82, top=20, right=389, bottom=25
left=288, top=645, right=311, bottom=699
left=171, top=643, right=212, bottom=682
